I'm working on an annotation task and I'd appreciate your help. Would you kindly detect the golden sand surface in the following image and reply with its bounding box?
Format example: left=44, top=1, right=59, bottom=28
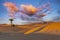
left=36, top=22, right=60, bottom=35
left=0, top=22, right=60, bottom=35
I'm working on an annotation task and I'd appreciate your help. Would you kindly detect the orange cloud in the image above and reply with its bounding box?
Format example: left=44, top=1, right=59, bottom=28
left=20, top=4, right=37, bottom=15
left=4, top=2, right=18, bottom=13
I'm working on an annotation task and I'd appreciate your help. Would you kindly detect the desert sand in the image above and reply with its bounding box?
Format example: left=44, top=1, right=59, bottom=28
left=0, top=22, right=60, bottom=40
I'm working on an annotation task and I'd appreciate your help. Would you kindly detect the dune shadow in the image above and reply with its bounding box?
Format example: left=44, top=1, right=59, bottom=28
left=0, top=32, right=60, bottom=40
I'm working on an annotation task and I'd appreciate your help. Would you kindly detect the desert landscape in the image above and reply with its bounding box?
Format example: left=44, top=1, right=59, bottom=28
left=0, top=0, right=60, bottom=40
left=0, top=22, right=60, bottom=40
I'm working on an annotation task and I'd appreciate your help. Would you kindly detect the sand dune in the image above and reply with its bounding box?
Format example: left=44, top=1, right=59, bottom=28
left=0, top=22, right=60, bottom=40
left=0, top=22, right=60, bottom=35
left=35, top=22, right=60, bottom=35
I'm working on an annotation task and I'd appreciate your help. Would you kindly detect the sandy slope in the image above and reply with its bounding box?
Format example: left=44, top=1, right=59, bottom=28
left=36, top=22, right=60, bottom=35
left=0, top=22, right=60, bottom=35
left=0, top=22, right=60, bottom=40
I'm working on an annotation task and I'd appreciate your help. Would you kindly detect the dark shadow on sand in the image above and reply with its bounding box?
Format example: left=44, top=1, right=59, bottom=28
left=0, top=32, right=60, bottom=40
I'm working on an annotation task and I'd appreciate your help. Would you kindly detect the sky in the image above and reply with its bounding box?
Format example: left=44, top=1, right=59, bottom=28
left=0, top=0, right=60, bottom=24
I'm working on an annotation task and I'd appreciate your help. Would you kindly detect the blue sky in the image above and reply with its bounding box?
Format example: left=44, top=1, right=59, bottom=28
left=0, top=0, right=60, bottom=24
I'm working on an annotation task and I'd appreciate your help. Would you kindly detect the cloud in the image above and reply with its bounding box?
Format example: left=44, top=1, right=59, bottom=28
left=4, top=2, right=51, bottom=22
left=4, top=2, right=18, bottom=13
left=4, top=2, right=18, bottom=18
left=20, top=4, right=37, bottom=15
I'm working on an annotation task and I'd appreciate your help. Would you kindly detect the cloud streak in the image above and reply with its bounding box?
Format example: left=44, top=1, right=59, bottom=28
left=4, top=2, right=53, bottom=22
